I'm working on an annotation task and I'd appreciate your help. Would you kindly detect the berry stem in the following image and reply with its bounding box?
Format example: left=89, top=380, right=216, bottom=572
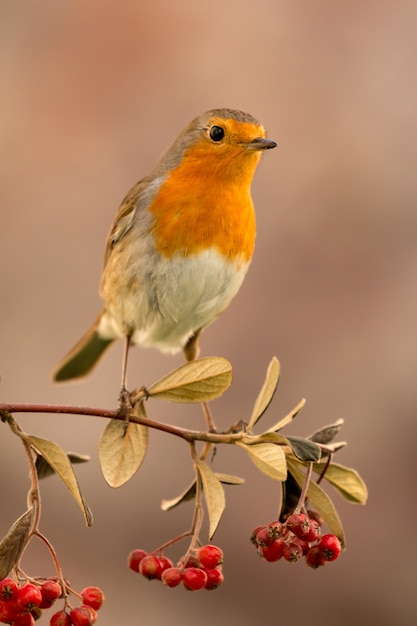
left=315, top=450, right=334, bottom=485
left=34, top=531, right=68, bottom=599
left=293, top=461, right=313, bottom=514
left=153, top=530, right=193, bottom=555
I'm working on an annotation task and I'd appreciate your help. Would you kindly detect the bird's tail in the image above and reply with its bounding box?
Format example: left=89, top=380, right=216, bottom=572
left=53, top=312, right=114, bottom=381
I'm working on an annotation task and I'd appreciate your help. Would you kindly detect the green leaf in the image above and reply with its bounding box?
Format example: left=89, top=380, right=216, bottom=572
left=313, top=462, right=368, bottom=504
left=287, top=458, right=346, bottom=547
left=286, top=436, right=322, bottom=462
left=99, top=408, right=148, bottom=488
left=0, top=509, right=33, bottom=578
left=247, top=357, right=280, bottom=430
left=24, top=435, right=93, bottom=526
left=35, top=451, right=90, bottom=480
left=266, top=398, right=306, bottom=433
left=195, top=460, right=226, bottom=539
left=148, top=357, right=232, bottom=403
left=236, top=442, right=287, bottom=481
left=161, top=481, right=197, bottom=511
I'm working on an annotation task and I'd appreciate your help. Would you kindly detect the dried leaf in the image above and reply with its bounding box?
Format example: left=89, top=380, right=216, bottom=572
left=24, top=435, right=92, bottom=526
left=161, top=481, right=197, bottom=511
left=236, top=442, right=287, bottom=481
left=247, top=357, right=280, bottom=430
left=313, top=462, right=368, bottom=504
left=195, top=460, right=225, bottom=539
left=35, top=451, right=90, bottom=480
left=148, top=357, right=232, bottom=403
left=99, top=409, right=148, bottom=488
left=286, top=436, right=322, bottom=462
left=309, top=419, right=344, bottom=444
left=0, top=509, right=33, bottom=578
left=266, top=398, right=306, bottom=433
left=287, top=458, right=346, bottom=547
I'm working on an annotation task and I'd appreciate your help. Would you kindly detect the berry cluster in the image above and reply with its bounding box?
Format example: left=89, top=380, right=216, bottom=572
left=128, top=544, right=224, bottom=591
left=0, top=579, right=104, bottom=626
left=251, top=512, right=341, bottom=569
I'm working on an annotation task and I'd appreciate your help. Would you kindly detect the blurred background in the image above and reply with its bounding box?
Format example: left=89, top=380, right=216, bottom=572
left=1, top=1, right=416, bottom=624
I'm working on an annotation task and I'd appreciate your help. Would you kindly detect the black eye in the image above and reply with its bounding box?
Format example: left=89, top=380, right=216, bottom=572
left=209, top=125, right=225, bottom=142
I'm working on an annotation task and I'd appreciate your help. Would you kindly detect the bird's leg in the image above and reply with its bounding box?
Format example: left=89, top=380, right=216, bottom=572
left=183, top=329, right=201, bottom=362
left=118, top=335, right=133, bottom=422
left=184, top=330, right=217, bottom=433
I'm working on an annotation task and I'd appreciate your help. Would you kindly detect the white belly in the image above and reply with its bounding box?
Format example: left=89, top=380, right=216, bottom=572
left=99, top=248, right=249, bottom=353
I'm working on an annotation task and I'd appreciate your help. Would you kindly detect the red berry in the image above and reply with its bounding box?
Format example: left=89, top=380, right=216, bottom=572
left=139, top=555, right=164, bottom=580
left=13, top=613, right=35, bottom=626
left=0, top=577, right=18, bottom=602
left=255, top=527, right=274, bottom=547
left=305, top=545, right=326, bottom=569
left=260, top=538, right=285, bottom=562
left=41, top=580, right=62, bottom=604
left=16, top=583, right=42, bottom=612
left=286, top=513, right=310, bottom=538
left=283, top=542, right=304, bottom=563
left=182, top=553, right=200, bottom=569
left=127, top=549, right=148, bottom=573
left=250, top=525, right=266, bottom=545
left=158, top=555, right=174, bottom=573
left=70, top=605, right=97, bottom=626
left=197, top=545, right=223, bottom=569
left=50, top=609, right=71, bottom=626
left=182, top=567, right=207, bottom=591
left=318, top=534, right=342, bottom=562
left=292, top=537, right=310, bottom=555
left=267, top=520, right=284, bottom=540
left=80, top=586, right=104, bottom=611
left=304, top=519, right=321, bottom=542
left=204, top=568, right=224, bottom=590
left=161, top=567, right=183, bottom=588
left=0, top=599, right=21, bottom=623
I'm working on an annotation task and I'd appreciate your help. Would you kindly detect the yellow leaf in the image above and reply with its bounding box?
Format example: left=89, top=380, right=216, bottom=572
left=266, top=398, right=306, bottom=433
left=24, top=435, right=92, bottom=526
left=247, top=357, right=280, bottom=429
left=35, top=451, right=90, bottom=480
left=236, top=442, right=287, bottom=481
left=214, top=473, right=245, bottom=485
left=313, top=462, right=368, bottom=504
left=161, top=473, right=243, bottom=512
left=195, top=460, right=225, bottom=539
left=148, top=357, right=232, bottom=403
left=99, top=410, right=148, bottom=488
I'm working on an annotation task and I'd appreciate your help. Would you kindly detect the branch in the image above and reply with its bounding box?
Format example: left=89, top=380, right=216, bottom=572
left=0, top=402, right=253, bottom=446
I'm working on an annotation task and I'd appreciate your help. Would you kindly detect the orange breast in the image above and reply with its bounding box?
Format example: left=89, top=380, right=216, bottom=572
left=149, top=142, right=258, bottom=263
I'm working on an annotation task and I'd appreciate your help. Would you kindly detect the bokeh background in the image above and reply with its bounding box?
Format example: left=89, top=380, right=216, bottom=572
left=1, top=1, right=416, bottom=624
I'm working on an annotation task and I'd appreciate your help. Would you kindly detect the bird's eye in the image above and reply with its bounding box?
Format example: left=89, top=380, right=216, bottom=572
left=209, top=125, right=225, bottom=142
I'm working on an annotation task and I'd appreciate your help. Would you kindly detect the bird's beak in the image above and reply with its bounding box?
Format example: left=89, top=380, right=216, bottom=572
left=245, top=137, right=277, bottom=151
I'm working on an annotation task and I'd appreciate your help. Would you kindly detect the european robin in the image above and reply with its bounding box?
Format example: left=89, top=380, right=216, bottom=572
left=53, top=108, right=276, bottom=389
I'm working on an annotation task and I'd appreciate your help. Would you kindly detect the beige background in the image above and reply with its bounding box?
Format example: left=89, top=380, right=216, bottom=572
left=1, top=1, right=416, bottom=624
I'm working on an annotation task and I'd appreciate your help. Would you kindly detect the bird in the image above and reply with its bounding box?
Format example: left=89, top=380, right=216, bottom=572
left=53, top=108, right=276, bottom=392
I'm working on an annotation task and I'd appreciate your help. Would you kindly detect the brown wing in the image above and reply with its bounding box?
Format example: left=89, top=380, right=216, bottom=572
left=102, top=178, right=148, bottom=267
